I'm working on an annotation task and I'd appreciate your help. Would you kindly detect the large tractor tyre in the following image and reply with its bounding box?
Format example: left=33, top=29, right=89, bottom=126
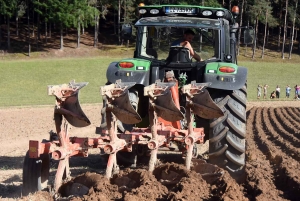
left=208, top=85, right=247, bottom=183
left=22, top=151, right=50, bottom=196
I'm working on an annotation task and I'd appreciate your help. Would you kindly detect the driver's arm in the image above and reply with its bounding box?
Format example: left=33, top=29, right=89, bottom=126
left=181, top=41, right=202, bottom=61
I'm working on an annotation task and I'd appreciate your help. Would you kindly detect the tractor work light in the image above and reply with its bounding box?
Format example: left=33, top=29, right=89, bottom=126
left=139, top=9, right=147, bottom=14
left=119, top=62, right=134, bottom=68
left=150, top=9, right=159, bottom=14
left=225, top=55, right=232, bottom=61
left=232, top=6, right=239, bottom=15
left=216, top=10, right=225, bottom=17
left=219, top=66, right=235, bottom=73
left=139, top=3, right=145, bottom=6
left=202, top=10, right=212, bottom=16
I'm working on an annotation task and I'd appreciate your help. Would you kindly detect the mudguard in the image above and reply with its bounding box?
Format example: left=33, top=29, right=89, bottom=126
left=106, top=60, right=150, bottom=86
left=204, top=65, right=247, bottom=90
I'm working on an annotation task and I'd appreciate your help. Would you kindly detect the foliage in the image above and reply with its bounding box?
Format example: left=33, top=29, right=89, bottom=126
left=0, top=0, right=18, bottom=17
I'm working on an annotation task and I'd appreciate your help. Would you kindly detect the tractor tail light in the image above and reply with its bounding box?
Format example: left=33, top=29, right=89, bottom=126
left=119, top=62, right=134, bottom=68
left=219, top=66, right=235, bottom=73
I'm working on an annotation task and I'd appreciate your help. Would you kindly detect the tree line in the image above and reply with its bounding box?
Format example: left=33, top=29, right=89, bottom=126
left=0, top=0, right=299, bottom=59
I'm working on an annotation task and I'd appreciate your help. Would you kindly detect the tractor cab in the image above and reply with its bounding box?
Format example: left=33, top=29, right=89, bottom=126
left=123, top=4, right=250, bottom=64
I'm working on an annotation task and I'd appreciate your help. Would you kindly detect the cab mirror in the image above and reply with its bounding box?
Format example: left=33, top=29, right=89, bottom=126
left=244, top=29, right=254, bottom=44
left=121, top=24, right=132, bottom=40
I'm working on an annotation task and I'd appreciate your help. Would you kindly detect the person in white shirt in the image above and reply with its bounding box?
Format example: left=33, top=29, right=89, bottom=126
left=275, top=85, right=280, bottom=99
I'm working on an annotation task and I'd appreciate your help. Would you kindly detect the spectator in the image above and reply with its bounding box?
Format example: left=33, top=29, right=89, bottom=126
left=285, top=85, right=291, bottom=98
left=275, top=85, right=280, bottom=99
left=257, top=84, right=262, bottom=99
left=270, top=91, right=276, bottom=99
left=263, top=84, right=269, bottom=99
left=295, top=85, right=300, bottom=99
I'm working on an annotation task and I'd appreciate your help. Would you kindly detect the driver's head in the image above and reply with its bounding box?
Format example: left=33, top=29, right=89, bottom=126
left=183, top=29, right=195, bottom=42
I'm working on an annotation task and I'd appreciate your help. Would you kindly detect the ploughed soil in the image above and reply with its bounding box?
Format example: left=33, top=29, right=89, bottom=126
left=1, top=101, right=300, bottom=201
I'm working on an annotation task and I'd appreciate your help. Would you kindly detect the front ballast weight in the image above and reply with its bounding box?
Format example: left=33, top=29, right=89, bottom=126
left=23, top=77, right=224, bottom=195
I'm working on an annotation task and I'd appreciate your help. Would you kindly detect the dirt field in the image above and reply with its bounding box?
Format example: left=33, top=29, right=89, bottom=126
left=1, top=101, right=300, bottom=200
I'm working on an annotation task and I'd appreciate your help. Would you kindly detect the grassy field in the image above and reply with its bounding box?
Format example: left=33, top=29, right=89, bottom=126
left=0, top=53, right=299, bottom=107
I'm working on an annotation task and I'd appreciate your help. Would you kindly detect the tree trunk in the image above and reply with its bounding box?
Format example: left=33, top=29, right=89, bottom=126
left=261, top=9, right=268, bottom=59
left=281, top=0, right=288, bottom=59
left=252, top=17, right=258, bottom=59
left=266, top=27, right=270, bottom=45
left=32, top=8, right=35, bottom=37
left=16, top=17, right=19, bottom=37
left=60, top=26, right=64, bottom=50
left=114, top=9, right=116, bottom=35
left=37, top=10, right=40, bottom=40
left=0, top=16, right=2, bottom=47
left=237, top=0, right=245, bottom=55
left=27, top=0, right=30, bottom=57
left=49, top=23, right=51, bottom=38
left=45, top=21, right=47, bottom=43
left=94, top=15, right=99, bottom=48
left=7, top=17, right=10, bottom=50
left=118, top=0, right=121, bottom=45
left=77, top=21, right=80, bottom=48
left=277, top=1, right=283, bottom=51
left=288, top=0, right=298, bottom=59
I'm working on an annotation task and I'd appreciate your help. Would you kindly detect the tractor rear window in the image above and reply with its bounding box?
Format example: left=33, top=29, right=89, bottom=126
left=138, top=26, right=220, bottom=61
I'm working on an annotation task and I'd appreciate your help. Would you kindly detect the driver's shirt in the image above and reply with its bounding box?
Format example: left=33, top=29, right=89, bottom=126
left=171, top=39, right=183, bottom=46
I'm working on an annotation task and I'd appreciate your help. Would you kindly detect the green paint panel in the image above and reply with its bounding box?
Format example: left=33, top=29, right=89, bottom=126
left=118, top=58, right=151, bottom=71
left=205, top=62, right=238, bottom=75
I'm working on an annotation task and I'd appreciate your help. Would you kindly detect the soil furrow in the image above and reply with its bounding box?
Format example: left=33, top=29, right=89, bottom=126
left=260, top=107, right=300, bottom=199
left=263, top=108, right=300, bottom=161
left=289, top=107, right=300, bottom=122
left=273, top=108, right=300, bottom=141
left=244, top=107, right=285, bottom=200
left=265, top=108, right=300, bottom=153
left=284, top=107, right=300, bottom=129
left=281, top=107, right=300, bottom=131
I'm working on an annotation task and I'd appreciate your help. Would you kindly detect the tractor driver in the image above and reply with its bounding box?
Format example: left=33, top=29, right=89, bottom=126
left=171, top=29, right=202, bottom=62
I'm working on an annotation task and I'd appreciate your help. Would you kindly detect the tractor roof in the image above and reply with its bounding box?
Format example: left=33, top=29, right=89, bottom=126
left=137, top=4, right=235, bottom=23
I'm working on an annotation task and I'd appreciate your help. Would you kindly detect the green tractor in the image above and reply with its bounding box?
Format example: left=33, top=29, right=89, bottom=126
left=99, top=4, right=253, bottom=181
left=21, top=4, right=254, bottom=196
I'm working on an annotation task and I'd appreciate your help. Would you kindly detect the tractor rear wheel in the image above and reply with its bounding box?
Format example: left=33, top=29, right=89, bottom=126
left=22, top=151, right=50, bottom=196
left=208, top=85, right=246, bottom=182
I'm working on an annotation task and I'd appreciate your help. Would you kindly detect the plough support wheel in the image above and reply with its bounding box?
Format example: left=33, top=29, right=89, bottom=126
left=22, top=151, right=50, bottom=196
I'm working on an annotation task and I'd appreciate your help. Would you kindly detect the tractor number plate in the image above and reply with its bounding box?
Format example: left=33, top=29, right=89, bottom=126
left=218, top=76, right=236, bottom=82
left=165, top=7, right=196, bottom=14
